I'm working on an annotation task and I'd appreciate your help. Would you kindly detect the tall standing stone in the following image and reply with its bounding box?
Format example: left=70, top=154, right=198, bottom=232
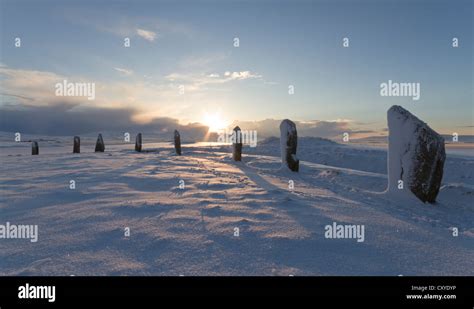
left=95, top=134, right=105, bottom=152
left=135, top=133, right=142, bottom=152
left=174, top=130, right=182, bottom=155
left=232, top=126, right=242, bottom=161
left=32, top=141, right=39, bottom=155
left=280, top=119, right=299, bottom=172
left=73, top=136, right=80, bottom=153
left=387, top=105, right=446, bottom=203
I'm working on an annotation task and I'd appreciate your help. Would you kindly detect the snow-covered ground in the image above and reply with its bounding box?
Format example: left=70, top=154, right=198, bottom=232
left=0, top=135, right=473, bottom=275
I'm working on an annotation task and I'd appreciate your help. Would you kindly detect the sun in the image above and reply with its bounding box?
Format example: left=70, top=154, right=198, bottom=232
left=202, top=112, right=228, bottom=133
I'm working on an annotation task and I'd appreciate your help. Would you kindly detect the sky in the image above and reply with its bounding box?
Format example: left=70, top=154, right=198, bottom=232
left=0, top=0, right=472, bottom=137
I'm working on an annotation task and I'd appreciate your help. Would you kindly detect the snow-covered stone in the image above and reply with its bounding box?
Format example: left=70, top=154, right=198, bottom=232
left=232, top=126, right=242, bottom=161
left=95, top=134, right=105, bottom=152
left=280, top=119, right=299, bottom=172
left=387, top=105, right=445, bottom=203
left=174, top=130, right=182, bottom=155
left=73, top=136, right=80, bottom=153
left=31, top=141, right=39, bottom=155
left=135, top=133, right=142, bottom=152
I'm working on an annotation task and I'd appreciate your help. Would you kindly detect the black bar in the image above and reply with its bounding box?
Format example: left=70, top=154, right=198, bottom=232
left=0, top=276, right=472, bottom=307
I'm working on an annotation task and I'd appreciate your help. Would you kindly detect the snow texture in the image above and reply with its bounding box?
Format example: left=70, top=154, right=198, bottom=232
left=1, top=133, right=472, bottom=275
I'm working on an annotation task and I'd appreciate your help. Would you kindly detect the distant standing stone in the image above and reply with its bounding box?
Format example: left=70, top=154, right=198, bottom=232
left=232, top=126, right=242, bottom=161
left=135, top=133, right=142, bottom=152
left=32, top=141, right=39, bottom=155
left=174, top=130, right=182, bottom=155
left=280, top=119, right=299, bottom=172
left=73, top=136, right=80, bottom=153
left=95, top=134, right=105, bottom=152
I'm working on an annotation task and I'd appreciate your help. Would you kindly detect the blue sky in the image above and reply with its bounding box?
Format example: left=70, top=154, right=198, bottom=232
left=0, top=0, right=472, bottom=136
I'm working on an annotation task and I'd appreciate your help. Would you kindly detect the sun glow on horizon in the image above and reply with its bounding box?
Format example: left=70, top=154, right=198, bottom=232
left=202, top=112, right=228, bottom=133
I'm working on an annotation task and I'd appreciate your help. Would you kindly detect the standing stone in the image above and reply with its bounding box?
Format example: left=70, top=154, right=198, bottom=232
left=135, top=133, right=142, bottom=152
left=174, top=130, right=182, bottom=155
left=232, top=126, right=242, bottom=161
left=280, top=119, right=299, bottom=172
left=95, top=134, right=105, bottom=152
left=387, top=105, right=446, bottom=203
left=32, top=141, right=39, bottom=155
left=73, top=136, right=80, bottom=153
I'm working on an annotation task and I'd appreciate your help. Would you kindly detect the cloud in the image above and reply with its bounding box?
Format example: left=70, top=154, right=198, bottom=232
left=0, top=103, right=131, bottom=135
left=0, top=65, right=228, bottom=126
left=0, top=103, right=209, bottom=140
left=224, top=71, right=262, bottom=80
left=136, top=28, right=157, bottom=42
left=0, top=93, right=35, bottom=101
left=114, top=67, right=133, bottom=76
left=1, top=65, right=265, bottom=129
left=0, top=65, right=178, bottom=114
left=165, top=70, right=263, bottom=91
left=0, top=66, right=71, bottom=105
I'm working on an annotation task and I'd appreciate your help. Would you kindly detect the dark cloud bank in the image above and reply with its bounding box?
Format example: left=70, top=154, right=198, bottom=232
left=0, top=104, right=209, bottom=141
